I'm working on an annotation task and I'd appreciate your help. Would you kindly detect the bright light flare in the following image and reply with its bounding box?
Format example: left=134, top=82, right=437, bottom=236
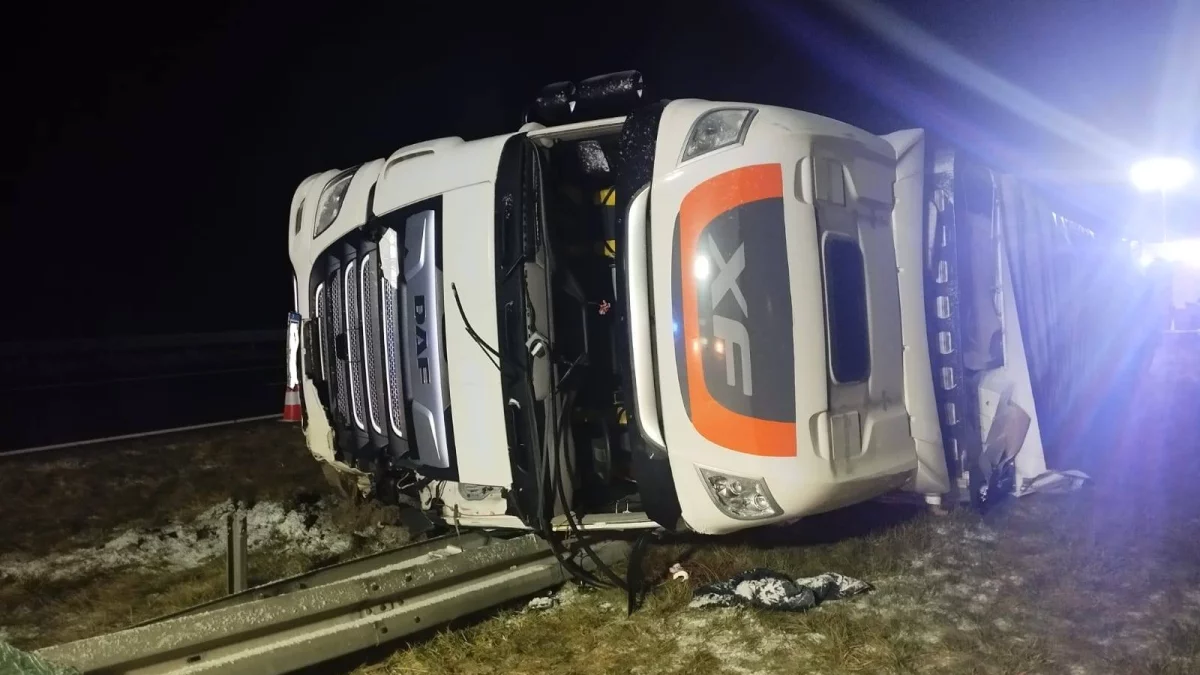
left=1130, top=157, right=1195, bottom=193
left=1141, top=239, right=1200, bottom=268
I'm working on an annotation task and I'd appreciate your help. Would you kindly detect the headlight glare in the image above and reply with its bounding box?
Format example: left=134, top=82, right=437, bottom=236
left=313, top=171, right=354, bottom=237
left=698, top=467, right=781, bottom=520
left=681, top=108, right=755, bottom=162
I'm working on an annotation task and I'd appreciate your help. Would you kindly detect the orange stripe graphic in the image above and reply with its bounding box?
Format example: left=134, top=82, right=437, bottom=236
left=678, top=163, right=795, bottom=457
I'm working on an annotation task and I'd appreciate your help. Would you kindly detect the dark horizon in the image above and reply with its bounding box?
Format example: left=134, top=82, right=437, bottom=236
left=5, top=0, right=1197, bottom=340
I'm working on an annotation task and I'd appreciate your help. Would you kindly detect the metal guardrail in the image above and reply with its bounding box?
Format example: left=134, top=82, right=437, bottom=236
left=0, top=415, right=285, bottom=458
left=0, top=331, right=283, bottom=357
left=0, top=365, right=282, bottom=394
left=36, top=533, right=629, bottom=675
left=135, top=532, right=493, bottom=626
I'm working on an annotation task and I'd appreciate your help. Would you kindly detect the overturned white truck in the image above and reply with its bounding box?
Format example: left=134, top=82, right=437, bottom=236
left=286, top=72, right=1154, bottom=537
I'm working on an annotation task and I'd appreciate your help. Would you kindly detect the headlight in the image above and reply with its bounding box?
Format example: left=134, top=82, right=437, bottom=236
left=313, top=170, right=355, bottom=237
left=698, top=467, right=781, bottom=520
left=681, top=108, right=756, bottom=162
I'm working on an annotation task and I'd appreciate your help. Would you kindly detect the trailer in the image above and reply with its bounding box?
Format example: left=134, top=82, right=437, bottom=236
left=286, top=71, right=1157, bottom=537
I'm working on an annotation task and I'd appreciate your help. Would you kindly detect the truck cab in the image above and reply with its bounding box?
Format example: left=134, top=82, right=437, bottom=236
left=287, top=73, right=949, bottom=536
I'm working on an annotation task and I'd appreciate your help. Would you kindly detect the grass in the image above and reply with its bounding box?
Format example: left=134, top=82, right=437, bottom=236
left=5, top=341, right=1200, bottom=673
left=3, top=543, right=337, bottom=649
left=0, top=422, right=382, bottom=649
left=359, top=341, right=1200, bottom=675
left=360, top=495, right=1200, bottom=675
left=0, top=422, right=331, bottom=557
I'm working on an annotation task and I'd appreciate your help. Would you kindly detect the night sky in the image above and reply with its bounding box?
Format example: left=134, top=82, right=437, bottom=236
left=5, top=0, right=1197, bottom=340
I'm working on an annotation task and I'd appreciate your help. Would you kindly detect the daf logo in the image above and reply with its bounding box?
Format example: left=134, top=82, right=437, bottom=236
left=705, top=234, right=753, bottom=396
left=414, top=294, right=431, bottom=384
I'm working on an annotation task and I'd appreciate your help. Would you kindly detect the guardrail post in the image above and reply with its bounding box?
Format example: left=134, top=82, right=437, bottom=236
left=226, top=506, right=248, bottom=594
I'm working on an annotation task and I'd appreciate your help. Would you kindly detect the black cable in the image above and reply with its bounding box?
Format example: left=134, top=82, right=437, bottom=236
left=532, top=159, right=633, bottom=590
left=554, top=351, right=587, bottom=391
left=548, top=388, right=622, bottom=589
left=450, top=282, right=501, bottom=370
left=532, top=385, right=608, bottom=588
left=551, top=403, right=614, bottom=574
left=505, top=279, right=605, bottom=585
left=530, top=148, right=621, bottom=588
left=509, top=146, right=638, bottom=596
left=452, top=268, right=598, bottom=590
left=626, top=531, right=655, bottom=615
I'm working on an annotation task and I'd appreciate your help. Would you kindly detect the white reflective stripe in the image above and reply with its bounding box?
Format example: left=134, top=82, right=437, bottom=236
left=625, top=185, right=666, bottom=450
left=344, top=260, right=364, bottom=430
left=360, top=253, right=383, bottom=435
left=286, top=317, right=301, bottom=389
left=314, top=283, right=328, bottom=380
left=380, top=229, right=401, bottom=285
left=381, top=277, right=403, bottom=435
left=380, top=229, right=404, bottom=437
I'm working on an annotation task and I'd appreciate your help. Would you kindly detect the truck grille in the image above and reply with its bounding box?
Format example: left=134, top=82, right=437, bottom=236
left=312, top=240, right=408, bottom=460
left=307, top=201, right=454, bottom=476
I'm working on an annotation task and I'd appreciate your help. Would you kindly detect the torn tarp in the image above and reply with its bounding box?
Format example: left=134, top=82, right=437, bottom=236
left=690, top=569, right=872, bottom=611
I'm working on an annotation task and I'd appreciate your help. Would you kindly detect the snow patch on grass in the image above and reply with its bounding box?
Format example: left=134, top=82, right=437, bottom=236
left=673, top=608, right=796, bottom=674
left=523, top=583, right=590, bottom=614
left=0, top=499, right=351, bottom=581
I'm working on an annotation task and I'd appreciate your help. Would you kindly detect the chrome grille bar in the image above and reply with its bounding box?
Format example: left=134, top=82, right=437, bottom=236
left=329, top=267, right=350, bottom=421
left=379, top=229, right=407, bottom=438
left=360, top=252, right=385, bottom=435
left=343, top=259, right=366, bottom=431
left=314, top=283, right=328, bottom=381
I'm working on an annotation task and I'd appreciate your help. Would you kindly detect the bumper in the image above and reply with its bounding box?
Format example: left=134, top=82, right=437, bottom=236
left=677, top=453, right=916, bottom=534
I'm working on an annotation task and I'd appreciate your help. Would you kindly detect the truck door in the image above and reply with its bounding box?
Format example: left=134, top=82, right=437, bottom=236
left=810, top=145, right=915, bottom=479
